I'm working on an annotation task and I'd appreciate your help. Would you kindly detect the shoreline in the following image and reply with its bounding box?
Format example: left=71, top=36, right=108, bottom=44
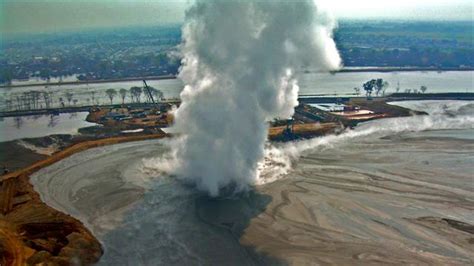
left=0, top=133, right=168, bottom=265
left=2, top=67, right=473, bottom=89
left=19, top=103, right=474, bottom=265
left=0, top=75, right=177, bottom=89
left=0, top=98, right=458, bottom=264
left=336, top=66, right=474, bottom=73
left=0, top=116, right=342, bottom=264
left=1, top=133, right=168, bottom=183
left=2, top=93, right=473, bottom=119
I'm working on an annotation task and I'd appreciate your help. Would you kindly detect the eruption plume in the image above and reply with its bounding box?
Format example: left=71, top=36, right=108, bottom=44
left=169, top=0, right=341, bottom=196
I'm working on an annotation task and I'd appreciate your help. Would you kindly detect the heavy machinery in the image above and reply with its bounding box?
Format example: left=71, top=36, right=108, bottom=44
left=143, top=80, right=156, bottom=104
left=282, top=118, right=295, bottom=140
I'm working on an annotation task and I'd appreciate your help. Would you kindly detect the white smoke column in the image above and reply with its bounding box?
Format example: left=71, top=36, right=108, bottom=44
left=170, top=0, right=341, bottom=196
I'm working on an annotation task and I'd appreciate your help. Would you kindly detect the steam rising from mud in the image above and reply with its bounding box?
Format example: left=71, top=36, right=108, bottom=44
left=257, top=101, right=474, bottom=184
left=162, top=0, right=341, bottom=196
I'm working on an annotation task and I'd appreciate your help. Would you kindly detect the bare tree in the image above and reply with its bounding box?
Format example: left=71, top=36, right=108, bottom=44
left=119, top=88, right=127, bottom=104
left=420, top=85, right=427, bottom=93
left=59, top=97, right=65, bottom=107
left=105, top=88, right=118, bottom=104
left=90, top=91, right=96, bottom=105
left=5, top=98, right=13, bottom=111
left=363, top=79, right=376, bottom=99
left=374, top=79, right=389, bottom=96
left=130, top=87, right=143, bottom=103
left=65, top=92, right=74, bottom=106
left=381, top=81, right=389, bottom=96
left=151, top=87, right=164, bottom=102
left=15, top=95, right=22, bottom=110
left=42, top=91, right=53, bottom=109
left=29, top=90, right=41, bottom=109
left=22, top=92, right=32, bottom=110
left=353, top=87, right=361, bottom=95
left=144, top=87, right=164, bottom=103
left=42, top=91, right=49, bottom=109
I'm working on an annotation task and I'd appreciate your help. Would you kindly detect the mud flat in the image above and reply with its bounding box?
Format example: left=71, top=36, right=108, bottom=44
left=4, top=100, right=473, bottom=265
left=241, top=101, right=474, bottom=264
left=0, top=133, right=167, bottom=265
left=30, top=100, right=474, bottom=265
left=30, top=140, right=283, bottom=265
left=244, top=132, right=474, bottom=265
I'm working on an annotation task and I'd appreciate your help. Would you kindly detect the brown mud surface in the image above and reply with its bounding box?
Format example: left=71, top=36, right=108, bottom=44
left=241, top=135, right=474, bottom=265
left=0, top=133, right=167, bottom=265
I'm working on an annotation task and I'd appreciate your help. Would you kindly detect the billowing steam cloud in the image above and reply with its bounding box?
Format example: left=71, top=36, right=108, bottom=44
left=168, top=0, right=341, bottom=196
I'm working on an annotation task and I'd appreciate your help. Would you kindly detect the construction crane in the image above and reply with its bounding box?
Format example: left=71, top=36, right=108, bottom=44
left=143, top=80, right=156, bottom=104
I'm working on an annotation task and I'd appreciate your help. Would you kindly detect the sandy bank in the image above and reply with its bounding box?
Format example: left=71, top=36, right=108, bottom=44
left=0, top=132, right=167, bottom=265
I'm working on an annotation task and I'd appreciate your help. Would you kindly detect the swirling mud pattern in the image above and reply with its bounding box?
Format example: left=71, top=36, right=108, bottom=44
left=31, top=101, right=474, bottom=265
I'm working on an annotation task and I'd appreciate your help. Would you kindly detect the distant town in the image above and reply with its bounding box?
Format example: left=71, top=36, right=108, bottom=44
left=1, top=20, right=473, bottom=85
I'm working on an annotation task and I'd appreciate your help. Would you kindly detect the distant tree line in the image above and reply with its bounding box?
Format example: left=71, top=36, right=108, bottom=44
left=361, top=79, right=389, bottom=98
left=353, top=80, right=429, bottom=98
left=2, top=21, right=473, bottom=85
left=2, top=86, right=165, bottom=111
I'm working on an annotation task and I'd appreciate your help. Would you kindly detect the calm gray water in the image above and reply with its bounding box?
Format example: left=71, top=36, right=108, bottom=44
left=31, top=101, right=474, bottom=265
left=0, top=112, right=96, bottom=142
left=1, top=71, right=472, bottom=110
left=297, top=70, right=473, bottom=95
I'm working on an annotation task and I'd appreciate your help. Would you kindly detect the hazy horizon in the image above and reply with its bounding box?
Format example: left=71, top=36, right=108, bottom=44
left=1, top=0, right=473, bottom=35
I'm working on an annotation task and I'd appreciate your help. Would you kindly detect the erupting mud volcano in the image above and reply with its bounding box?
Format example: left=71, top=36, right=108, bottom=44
left=31, top=101, right=474, bottom=265
left=2, top=0, right=474, bottom=265
left=166, top=0, right=341, bottom=196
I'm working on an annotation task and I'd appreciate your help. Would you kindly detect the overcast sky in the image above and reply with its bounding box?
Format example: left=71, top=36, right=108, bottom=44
left=1, top=0, right=473, bottom=35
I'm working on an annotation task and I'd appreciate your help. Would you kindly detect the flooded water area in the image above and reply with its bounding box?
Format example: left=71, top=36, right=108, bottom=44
left=30, top=101, right=474, bottom=265
left=297, top=70, right=474, bottom=95
left=0, top=112, right=97, bottom=142
left=1, top=71, right=473, bottom=110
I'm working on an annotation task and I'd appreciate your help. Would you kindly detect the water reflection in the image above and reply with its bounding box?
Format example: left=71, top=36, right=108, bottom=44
left=0, top=112, right=96, bottom=142
left=13, top=117, right=23, bottom=129
left=48, top=114, right=59, bottom=128
left=1, top=71, right=472, bottom=111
